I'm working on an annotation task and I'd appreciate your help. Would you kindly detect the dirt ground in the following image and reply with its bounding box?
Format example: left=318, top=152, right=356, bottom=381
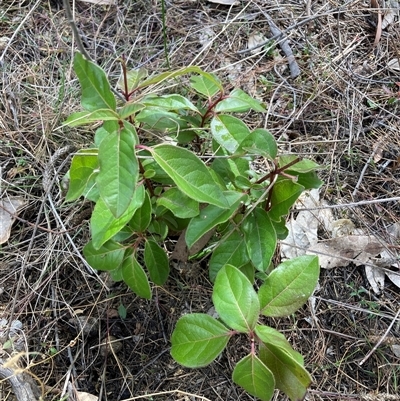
left=1, top=0, right=400, bottom=400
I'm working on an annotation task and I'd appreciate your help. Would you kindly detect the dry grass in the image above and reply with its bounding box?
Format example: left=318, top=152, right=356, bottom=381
left=1, top=0, right=400, bottom=400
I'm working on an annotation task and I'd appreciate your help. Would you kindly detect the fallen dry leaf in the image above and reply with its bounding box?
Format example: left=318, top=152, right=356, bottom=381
left=0, top=197, right=26, bottom=244
left=76, top=391, right=98, bottom=401
left=307, top=235, right=385, bottom=269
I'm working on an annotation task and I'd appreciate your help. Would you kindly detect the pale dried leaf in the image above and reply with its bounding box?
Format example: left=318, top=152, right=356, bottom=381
left=78, top=0, right=116, bottom=4
left=208, top=0, right=239, bottom=5
left=307, top=235, right=385, bottom=269
left=382, top=0, right=399, bottom=29
left=387, top=58, right=400, bottom=71
left=385, top=270, right=400, bottom=289
left=281, top=189, right=320, bottom=259
left=365, top=265, right=385, bottom=294
left=248, top=33, right=267, bottom=55
left=391, top=344, right=400, bottom=358
left=0, top=197, right=26, bottom=244
left=76, top=391, right=98, bottom=401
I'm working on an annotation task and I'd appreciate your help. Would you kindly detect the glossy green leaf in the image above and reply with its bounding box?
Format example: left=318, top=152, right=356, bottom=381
left=259, top=342, right=311, bottom=401
left=213, top=265, right=259, bottom=332
left=210, top=115, right=251, bottom=154
left=66, top=148, right=98, bottom=202
left=185, top=191, right=244, bottom=249
left=290, top=171, right=323, bottom=190
left=147, top=219, right=169, bottom=240
left=171, top=314, right=230, bottom=368
left=279, top=155, right=321, bottom=173
left=268, top=179, right=304, bottom=222
left=157, top=188, right=199, bottom=219
left=118, top=102, right=145, bottom=120
left=150, top=144, right=228, bottom=208
left=117, top=67, right=148, bottom=92
left=122, top=249, right=151, bottom=299
left=91, top=185, right=145, bottom=249
left=96, top=122, right=139, bottom=218
left=255, top=325, right=303, bottom=364
left=83, top=240, right=125, bottom=271
left=240, top=128, right=277, bottom=159
left=136, top=107, right=187, bottom=131
left=232, top=354, right=275, bottom=401
left=259, top=255, right=319, bottom=317
left=215, top=88, right=266, bottom=113
left=189, top=74, right=221, bottom=98
left=242, top=208, right=276, bottom=272
left=129, top=189, right=152, bottom=232
left=63, top=109, right=120, bottom=127
left=94, top=120, right=119, bottom=146
left=209, top=230, right=249, bottom=282
left=139, top=66, right=222, bottom=92
left=144, top=239, right=169, bottom=285
left=74, top=52, right=116, bottom=111
left=142, top=94, right=199, bottom=112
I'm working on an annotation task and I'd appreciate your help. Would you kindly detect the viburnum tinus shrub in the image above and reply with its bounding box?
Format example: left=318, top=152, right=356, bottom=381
left=64, top=52, right=322, bottom=401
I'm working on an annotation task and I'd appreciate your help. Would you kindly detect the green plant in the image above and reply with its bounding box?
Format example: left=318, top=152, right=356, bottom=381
left=64, top=52, right=322, bottom=400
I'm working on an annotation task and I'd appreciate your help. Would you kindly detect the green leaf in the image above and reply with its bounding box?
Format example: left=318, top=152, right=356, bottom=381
left=83, top=240, right=125, bottom=271
left=157, top=188, right=199, bottom=219
left=136, top=107, right=188, bottom=131
left=147, top=219, right=169, bottom=240
left=259, top=255, right=319, bottom=317
left=171, top=314, right=230, bottom=368
left=290, top=171, right=323, bottom=190
left=96, top=122, right=139, bottom=218
left=240, top=128, right=277, bottom=159
left=189, top=74, right=221, bottom=98
left=91, top=185, right=145, bottom=249
left=129, top=189, right=152, bottom=232
left=210, top=115, right=251, bottom=154
left=279, top=155, right=321, bottom=173
left=232, top=354, right=275, bottom=401
left=139, top=67, right=222, bottom=92
left=142, top=94, right=199, bottom=112
left=66, top=148, right=98, bottom=202
left=63, top=109, right=120, bottom=127
left=185, top=191, right=244, bottom=249
left=118, top=102, right=145, bottom=120
left=118, top=304, right=127, bottom=319
left=117, top=67, right=148, bottom=92
left=94, top=120, right=119, bottom=146
left=242, top=208, right=276, bottom=272
left=122, top=249, right=151, bottom=299
left=215, top=88, right=266, bottom=113
left=144, top=239, right=170, bottom=285
left=209, top=230, right=249, bottom=282
left=150, top=144, right=229, bottom=208
left=73, top=52, right=116, bottom=111
left=268, top=179, right=304, bottom=222
left=259, top=342, right=311, bottom=401
left=255, top=325, right=303, bottom=364
left=213, top=265, right=259, bottom=332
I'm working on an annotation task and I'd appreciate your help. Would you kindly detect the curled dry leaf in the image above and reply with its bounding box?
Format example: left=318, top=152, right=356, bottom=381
left=0, top=197, right=26, bottom=244
left=247, top=33, right=268, bottom=55
left=76, top=392, right=99, bottom=401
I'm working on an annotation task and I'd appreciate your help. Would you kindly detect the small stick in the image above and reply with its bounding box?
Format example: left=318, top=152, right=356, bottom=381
left=256, top=7, right=301, bottom=78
